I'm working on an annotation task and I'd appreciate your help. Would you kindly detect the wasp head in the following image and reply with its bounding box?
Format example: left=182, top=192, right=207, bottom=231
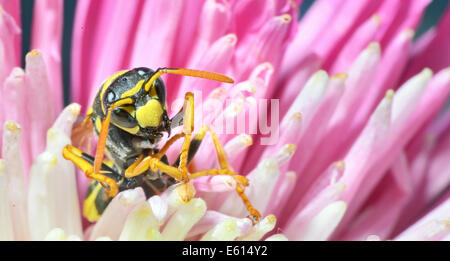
left=101, top=67, right=171, bottom=139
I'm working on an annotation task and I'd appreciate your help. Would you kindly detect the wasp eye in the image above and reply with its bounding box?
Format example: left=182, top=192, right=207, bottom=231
left=106, top=91, right=116, bottom=103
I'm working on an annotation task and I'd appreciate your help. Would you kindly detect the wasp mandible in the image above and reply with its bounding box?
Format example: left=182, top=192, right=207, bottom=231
left=63, top=67, right=261, bottom=223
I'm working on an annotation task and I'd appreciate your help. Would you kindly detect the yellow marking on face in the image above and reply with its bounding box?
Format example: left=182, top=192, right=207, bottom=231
left=86, top=107, right=94, bottom=116
left=116, top=125, right=140, bottom=135
left=95, top=118, right=102, bottom=133
left=121, top=79, right=145, bottom=99
left=120, top=105, right=136, bottom=117
left=100, top=70, right=128, bottom=113
left=83, top=182, right=103, bottom=222
left=149, top=83, right=158, bottom=98
left=136, top=99, right=164, bottom=128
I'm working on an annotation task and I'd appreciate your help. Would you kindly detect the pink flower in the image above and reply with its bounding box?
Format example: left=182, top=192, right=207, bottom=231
left=1, top=0, right=450, bottom=241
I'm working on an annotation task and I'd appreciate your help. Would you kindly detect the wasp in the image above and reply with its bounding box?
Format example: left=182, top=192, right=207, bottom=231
left=63, top=67, right=261, bottom=223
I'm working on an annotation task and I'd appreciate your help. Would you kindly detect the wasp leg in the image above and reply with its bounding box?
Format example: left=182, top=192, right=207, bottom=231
left=178, top=92, right=194, bottom=178
left=187, top=126, right=261, bottom=223
left=63, top=144, right=118, bottom=196
left=126, top=92, right=195, bottom=180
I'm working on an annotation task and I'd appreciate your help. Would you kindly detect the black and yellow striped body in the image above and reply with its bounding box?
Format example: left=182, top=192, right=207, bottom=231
left=83, top=67, right=204, bottom=222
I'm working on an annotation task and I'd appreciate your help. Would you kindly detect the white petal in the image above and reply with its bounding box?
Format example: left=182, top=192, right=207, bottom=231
left=2, top=121, right=29, bottom=240
left=296, top=201, right=347, bottom=241
left=161, top=198, right=207, bottom=241
left=0, top=160, right=14, bottom=240
left=119, top=202, right=162, bottom=241
left=265, top=234, right=288, bottom=241
left=238, top=215, right=276, bottom=241
left=89, top=187, right=146, bottom=240
left=391, top=68, right=432, bottom=124
left=200, top=219, right=241, bottom=241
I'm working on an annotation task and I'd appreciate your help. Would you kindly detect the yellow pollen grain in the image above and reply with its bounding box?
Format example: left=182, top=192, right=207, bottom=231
left=137, top=206, right=152, bottom=217
left=225, top=34, right=238, bottom=46
left=5, top=121, right=20, bottom=132
left=284, top=144, right=297, bottom=155
left=262, top=62, right=274, bottom=72
left=225, top=178, right=235, bottom=188
left=0, top=160, right=5, bottom=175
left=145, top=227, right=160, bottom=240
left=28, top=49, right=40, bottom=57
left=69, top=104, right=81, bottom=115
left=49, top=154, right=58, bottom=166
left=334, top=160, right=345, bottom=172
left=385, top=89, right=395, bottom=99
left=443, top=219, right=450, bottom=228
left=47, top=128, right=57, bottom=140
left=241, top=134, right=253, bottom=146
left=0, top=5, right=4, bottom=15
left=279, top=14, right=292, bottom=24
left=371, top=14, right=381, bottom=24
left=292, top=112, right=302, bottom=122
left=332, top=72, right=348, bottom=79
left=422, top=67, right=433, bottom=78
left=402, top=29, right=415, bottom=39
left=266, top=214, right=277, bottom=224
left=367, top=42, right=381, bottom=52
left=224, top=219, right=238, bottom=232
left=334, top=182, right=346, bottom=193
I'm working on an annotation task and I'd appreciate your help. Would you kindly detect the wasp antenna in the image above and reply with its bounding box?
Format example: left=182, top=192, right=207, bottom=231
left=145, top=68, right=234, bottom=92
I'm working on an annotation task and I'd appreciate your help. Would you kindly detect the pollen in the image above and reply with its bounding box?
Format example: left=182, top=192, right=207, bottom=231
left=292, top=112, right=302, bottom=122
left=0, top=159, right=5, bottom=175
left=403, top=28, right=415, bottom=39
left=334, top=160, right=345, bottom=172
left=241, top=134, right=253, bottom=146
left=28, top=49, right=40, bottom=57
left=279, top=14, right=292, bottom=24
left=385, top=89, right=395, bottom=99
left=68, top=103, right=81, bottom=115
left=371, top=14, right=381, bottom=24
left=225, top=33, right=238, bottom=46
left=5, top=121, right=20, bottom=132
left=332, top=73, right=348, bottom=79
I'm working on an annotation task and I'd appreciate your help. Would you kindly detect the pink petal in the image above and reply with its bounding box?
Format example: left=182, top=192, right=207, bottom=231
left=25, top=50, right=56, bottom=163
left=71, top=0, right=144, bottom=110
left=2, top=68, right=32, bottom=170
left=312, top=0, right=380, bottom=69
left=395, top=196, right=450, bottom=241
left=2, top=121, right=30, bottom=240
left=403, top=6, right=450, bottom=81
left=330, top=14, right=381, bottom=74
left=280, top=0, right=344, bottom=79
left=31, top=0, right=63, bottom=113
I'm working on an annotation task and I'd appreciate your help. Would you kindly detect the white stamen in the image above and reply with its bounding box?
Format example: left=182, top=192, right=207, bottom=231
left=265, top=234, right=288, bottom=241
left=238, top=215, right=276, bottom=241
left=119, top=202, right=162, bottom=241
left=200, top=219, right=241, bottom=241
left=297, top=201, right=347, bottom=241
left=161, top=198, right=207, bottom=241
